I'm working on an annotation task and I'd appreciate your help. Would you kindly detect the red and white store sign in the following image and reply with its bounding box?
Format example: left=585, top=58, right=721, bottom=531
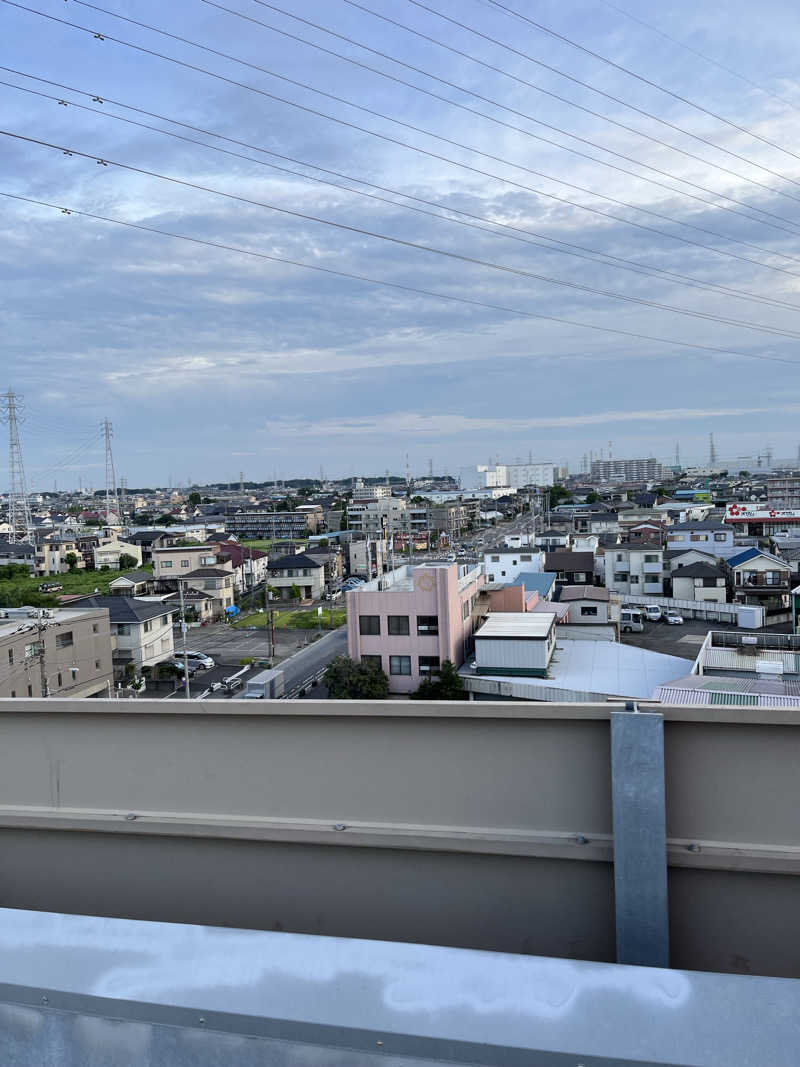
left=725, top=504, right=800, bottom=523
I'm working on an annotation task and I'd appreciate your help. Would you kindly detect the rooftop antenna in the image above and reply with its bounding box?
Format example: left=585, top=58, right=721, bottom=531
left=1, top=391, right=32, bottom=544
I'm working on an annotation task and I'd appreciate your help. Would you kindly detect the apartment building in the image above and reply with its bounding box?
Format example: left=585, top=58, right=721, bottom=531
left=590, top=458, right=663, bottom=482
left=346, top=562, right=484, bottom=694
left=37, top=534, right=82, bottom=575
left=347, top=497, right=408, bottom=537
left=0, top=604, right=113, bottom=698
left=226, top=511, right=314, bottom=539
left=505, top=462, right=556, bottom=488
left=604, top=546, right=664, bottom=596
left=766, top=474, right=800, bottom=508
left=351, top=481, right=392, bottom=500
left=80, top=595, right=174, bottom=679
left=428, top=499, right=482, bottom=539
left=182, top=567, right=236, bottom=617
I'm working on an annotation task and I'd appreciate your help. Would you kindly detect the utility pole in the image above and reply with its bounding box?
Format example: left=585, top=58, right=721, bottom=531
left=177, top=579, right=191, bottom=700
left=1, top=390, right=33, bottom=544
left=103, top=418, right=120, bottom=525
left=36, top=611, right=48, bottom=697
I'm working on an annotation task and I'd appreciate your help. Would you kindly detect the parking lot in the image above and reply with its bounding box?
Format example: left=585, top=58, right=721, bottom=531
left=620, top=617, right=792, bottom=659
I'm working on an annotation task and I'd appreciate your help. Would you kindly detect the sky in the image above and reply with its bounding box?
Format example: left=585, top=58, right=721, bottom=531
left=3, top=0, right=800, bottom=488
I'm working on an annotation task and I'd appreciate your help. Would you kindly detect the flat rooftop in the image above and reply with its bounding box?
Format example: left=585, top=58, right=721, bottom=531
left=464, top=639, right=692, bottom=701
left=0, top=606, right=104, bottom=641
left=475, top=613, right=556, bottom=639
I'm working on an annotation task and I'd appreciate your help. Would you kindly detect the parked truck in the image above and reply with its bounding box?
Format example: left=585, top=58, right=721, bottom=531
left=244, top=668, right=285, bottom=700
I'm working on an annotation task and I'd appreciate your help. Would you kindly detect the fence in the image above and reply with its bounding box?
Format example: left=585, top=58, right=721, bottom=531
left=619, top=592, right=764, bottom=626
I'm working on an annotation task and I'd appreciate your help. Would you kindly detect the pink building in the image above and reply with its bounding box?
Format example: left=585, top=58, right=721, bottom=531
left=346, top=562, right=484, bottom=694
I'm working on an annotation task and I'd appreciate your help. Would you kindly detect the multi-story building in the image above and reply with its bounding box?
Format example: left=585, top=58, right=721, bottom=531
left=505, top=463, right=556, bottom=489
left=671, top=563, right=727, bottom=604
left=727, top=548, right=792, bottom=620
left=0, top=604, right=113, bottom=698
left=484, top=548, right=544, bottom=585
left=268, top=553, right=326, bottom=602
left=590, top=458, right=663, bottom=483
left=226, top=511, right=315, bottom=540
left=766, top=474, right=800, bottom=508
left=346, top=561, right=484, bottom=694
left=428, top=499, right=482, bottom=539
left=459, top=464, right=509, bottom=490
left=152, top=545, right=222, bottom=582
left=347, top=536, right=385, bottom=579
left=80, top=595, right=175, bottom=679
left=182, top=566, right=236, bottom=618
left=604, top=546, right=664, bottom=596
left=93, top=539, right=143, bottom=570
left=347, top=498, right=408, bottom=537
left=351, top=481, right=392, bottom=501
left=666, top=522, right=737, bottom=558
left=0, top=541, right=36, bottom=572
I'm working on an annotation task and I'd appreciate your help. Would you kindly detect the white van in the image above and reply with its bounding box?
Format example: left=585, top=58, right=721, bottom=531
left=620, top=608, right=644, bottom=634
left=644, top=605, right=662, bottom=622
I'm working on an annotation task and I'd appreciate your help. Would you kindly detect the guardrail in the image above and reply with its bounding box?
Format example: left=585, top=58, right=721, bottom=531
left=283, top=665, right=328, bottom=698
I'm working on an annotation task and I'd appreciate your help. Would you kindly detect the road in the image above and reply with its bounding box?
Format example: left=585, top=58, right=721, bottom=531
left=281, top=627, right=348, bottom=695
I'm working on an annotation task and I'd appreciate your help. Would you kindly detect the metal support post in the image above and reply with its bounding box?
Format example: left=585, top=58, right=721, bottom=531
left=610, top=708, right=669, bottom=968
left=177, top=580, right=190, bottom=700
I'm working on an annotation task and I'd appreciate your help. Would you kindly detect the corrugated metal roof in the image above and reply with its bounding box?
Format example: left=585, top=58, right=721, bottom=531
left=702, top=648, right=800, bottom=675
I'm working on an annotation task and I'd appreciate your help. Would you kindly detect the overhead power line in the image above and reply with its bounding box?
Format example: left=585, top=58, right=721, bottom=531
left=7, top=2, right=800, bottom=280
left=595, top=0, right=800, bottom=114
left=6, top=69, right=800, bottom=317
left=357, top=0, right=800, bottom=189
left=482, top=0, right=800, bottom=165
left=197, top=0, right=800, bottom=238
left=7, top=127, right=800, bottom=342
left=3, top=189, right=800, bottom=368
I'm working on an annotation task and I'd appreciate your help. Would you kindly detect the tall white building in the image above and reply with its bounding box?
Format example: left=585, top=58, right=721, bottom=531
left=459, top=462, right=555, bottom=490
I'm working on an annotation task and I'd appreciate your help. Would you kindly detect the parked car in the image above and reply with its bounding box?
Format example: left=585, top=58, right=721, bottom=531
left=620, top=608, right=644, bottom=634
left=168, top=659, right=196, bottom=677
left=663, top=610, right=684, bottom=625
left=644, top=605, right=662, bottom=622
left=38, top=582, right=63, bottom=593
left=185, top=651, right=215, bottom=669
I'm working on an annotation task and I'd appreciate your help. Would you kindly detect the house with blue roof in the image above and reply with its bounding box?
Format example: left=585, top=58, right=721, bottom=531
left=727, top=548, right=793, bottom=622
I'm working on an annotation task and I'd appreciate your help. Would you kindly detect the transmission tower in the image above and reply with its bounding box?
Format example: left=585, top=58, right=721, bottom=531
left=102, top=418, right=120, bottom=524
left=674, top=442, right=680, bottom=468
left=708, top=433, right=717, bottom=467
left=1, top=390, right=32, bottom=544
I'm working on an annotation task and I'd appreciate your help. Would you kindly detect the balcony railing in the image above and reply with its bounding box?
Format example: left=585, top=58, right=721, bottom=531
left=737, top=574, right=789, bottom=589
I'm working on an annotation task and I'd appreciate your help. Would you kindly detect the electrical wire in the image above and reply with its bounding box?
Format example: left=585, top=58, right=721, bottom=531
left=197, top=0, right=800, bottom=238
left=595, top=0, right=800, bottom=114
left=352, top=0, right=800, bottom=190
left=482, top=0, right=800, bottom=165
left=3, top=189, right=800, bottom=367
left=43, top=0, right=800, bottom=261
left=8, top=127, right=800, bottom=342
left=5, top=71, right=800, bottom=316
left=6, top=2, right=800, bottom=280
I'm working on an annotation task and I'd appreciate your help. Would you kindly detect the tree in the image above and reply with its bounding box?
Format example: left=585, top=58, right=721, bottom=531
left=739, top=470, right=750, bottom=478
left=290, top=583, right=302, bottom=601
left=323, top=655, right=389, bottom=699
left=585, top=491, right=599, bottom=504
left=549, top=486, right=573, bottom=507
left=410, top=660, right=467, bottom=700
left=188, top=492, right=201, bottom=508
left=156, top=513, right=177, bottom=526
left=317, top=538, right=329, bottom=548
left=118, top=553, right=138, bottom=570
left=64, top=552, right=79, bottom=572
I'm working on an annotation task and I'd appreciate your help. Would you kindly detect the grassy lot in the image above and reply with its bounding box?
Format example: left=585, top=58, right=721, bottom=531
left=241, top=539, right=276, bottom=551
left=0, top=564, right=154, bottom=608
left=233, top=608, right=347, bottom=630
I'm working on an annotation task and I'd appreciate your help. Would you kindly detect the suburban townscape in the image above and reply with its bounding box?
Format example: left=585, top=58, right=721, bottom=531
left=3, top=0, right=800, bottom=1061
left=2, top=440, right=799, bottom=705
